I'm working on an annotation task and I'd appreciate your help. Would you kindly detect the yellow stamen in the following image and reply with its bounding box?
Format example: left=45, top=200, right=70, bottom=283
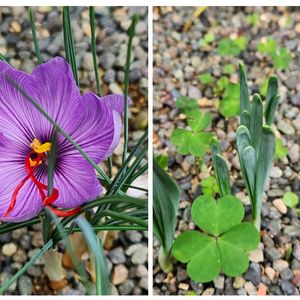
left=30, top=138, right=51, bottom=154
left=29, top=158, right=42, bottom=167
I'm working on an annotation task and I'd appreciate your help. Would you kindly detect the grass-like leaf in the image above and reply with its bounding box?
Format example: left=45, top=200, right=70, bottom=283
left=265, top=94, right=280, bottom=126
left=0, top=53, right=8, bottom=62
left=254, top=126, right=275, bottom=227
left=89, top=6, right=102, bottom=97
left=210, top=137, right=231, bottom=197
left=239, top=63, right=250, bottom=115
left=74, top=216, right=109, bottom=295
left=153, top=158, right=180, bottom=272
left=249, top=94, right=262, bottom=152
left=122, top=14, right=139, bottom=163
left=63, top=6, right=79, bottom=86
left=28, top=8, right=43, bottom=64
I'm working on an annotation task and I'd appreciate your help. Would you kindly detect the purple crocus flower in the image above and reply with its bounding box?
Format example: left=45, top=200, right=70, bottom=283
left=0, top=57, right=127, bottom=223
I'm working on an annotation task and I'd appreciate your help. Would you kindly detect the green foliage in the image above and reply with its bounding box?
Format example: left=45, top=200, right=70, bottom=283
left=217, top=36, right=248, bottom=56
left=238, top=63, right=277, bottom=229
left=62, top=7, right=79, bottom=86
left=155, top=155, right=168, bottom=170
left=175, top=96, right=198, bottom=114
left=210, top=137, right=231, bottom=197
left=275, top=138, right=288, bottom=160
left=257, top=38, right=292, bottom=70
left=246, top=13, right=260, bottom=26
left=201, top=176, right=219, bottom=196
left=199, top=32, right=215, bottom=48
left=172, top=195, right=259, bottom=282
left=153, top=159, right=180, bottom=272
left=199, top=72, right=213, bottom=85
left=172, top=97, right=212, bottom=158
left=223, top=64, right=235, bottom=74
left=29, top=9, right=43, bottom=65
left=273, top=47, right=292, bottom=70
left=283, top=192, right=299, bottom=208
left=219, top=81, right=240, bottom=117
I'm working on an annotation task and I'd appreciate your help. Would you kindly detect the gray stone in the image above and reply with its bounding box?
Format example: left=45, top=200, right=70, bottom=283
left=139, top=277, right=148, bottom=290
left=265, top=247, right=283, bottom=261
left=100, top=52, right=116, bottom=70
left=118, top=279, right=135, bottom=295
left=108, top=247, right=126, bottom=264
left=293, top=243, right=300, bottom=261
left=18, top=275, right=33, bottom=295
left=127, top=231, right=143, bottom=243
left=188, top=85, right=201, bottom=99
left=190, top=280, right=204, bottom=294
left=244, top=265, right=260, bottom=286
left=131, top=246, right=147, bottom=265
left=284, top=225, right=300, bottom=238
left=278, top=120, right=295, bottom=135
left=280, top=268, right=293, bottom=281
left=288, top=144, right=300, bottom=163
left=281, top=280, right=295, bottom=295
left=104, top=69, right=116, bottom=83
left=213, top=275, right=225, bottom=289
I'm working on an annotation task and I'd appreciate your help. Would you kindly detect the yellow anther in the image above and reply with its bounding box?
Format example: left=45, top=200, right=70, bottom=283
left=30, top=138, right=51, bottom=154
left=29, top=158, right=42, bottom=167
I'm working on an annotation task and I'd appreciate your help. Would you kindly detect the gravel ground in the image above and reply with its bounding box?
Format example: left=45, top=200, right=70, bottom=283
left=153, top=6, right=300, bottom=296
left=0, top=6, right=148, bottom=295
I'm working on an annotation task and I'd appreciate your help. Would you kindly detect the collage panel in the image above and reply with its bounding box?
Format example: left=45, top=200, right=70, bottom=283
left=0, top=6, right=148, bottom=296
left=153, top=6, right=300, bottom=296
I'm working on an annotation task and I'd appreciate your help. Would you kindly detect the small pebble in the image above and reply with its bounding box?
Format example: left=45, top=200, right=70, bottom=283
left=2, top=243, right=17, bottom=256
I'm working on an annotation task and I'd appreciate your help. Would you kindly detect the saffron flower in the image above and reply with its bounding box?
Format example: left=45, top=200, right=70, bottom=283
left=0, top=57, right=127, bottom=223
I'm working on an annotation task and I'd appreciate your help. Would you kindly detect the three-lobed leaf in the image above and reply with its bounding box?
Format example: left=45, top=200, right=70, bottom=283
left=283, top=192, right=299, bottom=208
left=172, top=195, right=259, bottom=283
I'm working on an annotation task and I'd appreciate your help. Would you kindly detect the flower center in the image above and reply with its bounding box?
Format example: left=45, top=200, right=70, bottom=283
left=29, top=138, right=51, bottom=167
left=2, top=138, right=81, bottom=219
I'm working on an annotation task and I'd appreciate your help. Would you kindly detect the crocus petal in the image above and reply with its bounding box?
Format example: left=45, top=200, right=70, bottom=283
left=46, top=155, right=102, bottom=208
left=0, top=135, right=44, bottom=222
left=58, top=93, right=129, bottom=163
left=0, top=57, right=82, bottom=148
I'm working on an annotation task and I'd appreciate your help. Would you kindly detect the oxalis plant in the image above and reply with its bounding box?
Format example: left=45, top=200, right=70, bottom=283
left=0, top=7, right=148, bottom=295
left=237, top=63, right=278, bottom=229
left=172, top=138, right=259, bottom=282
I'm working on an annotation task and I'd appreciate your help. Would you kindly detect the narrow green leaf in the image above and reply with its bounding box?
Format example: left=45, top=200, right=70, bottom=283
left=254, top=126, right=275, bottom=222
left=89, top=6, right=102, bottom=97
left=28, top=8, right=43, bottom=65
left=265, top=76, right=278, bottom=111
left=242, top=146, right=256, bottom=201
left=241, top=110, right=250, bottom=130
left=63, top=6, right=79, bottom=86
left=153, top=158, right=180, bottom=254
left=265, top=94, right=280, bottom=125
left=0, top=53, right=8, bottom=62
left=239, top=63, right=250, bottom=114
left=215, top=154, right=231, bottom=196
left=122, top=15, right=139, bottom=163
left=249, top=94, right=263, bottom=152
left=210, top=138, right=231, bottom=196
left=74, top=216, right=109, bottom=295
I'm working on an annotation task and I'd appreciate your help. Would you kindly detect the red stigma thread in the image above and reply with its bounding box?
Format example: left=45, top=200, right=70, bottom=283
left=2, top=152, right=81, bottom=219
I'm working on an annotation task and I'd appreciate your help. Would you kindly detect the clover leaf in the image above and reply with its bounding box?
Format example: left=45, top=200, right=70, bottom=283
left=217, top=36, right=248, bottom=57
left=171, top=99, right=213, bottom=158
left=272, top=47, right=292, bottom=70
left=283, top=192, right=299, bottom=208
left=201, top=176, right=219, bottom=196
left=275, top=138, right=288, bottom=160
left=172, top=195, right=260, bottom=282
